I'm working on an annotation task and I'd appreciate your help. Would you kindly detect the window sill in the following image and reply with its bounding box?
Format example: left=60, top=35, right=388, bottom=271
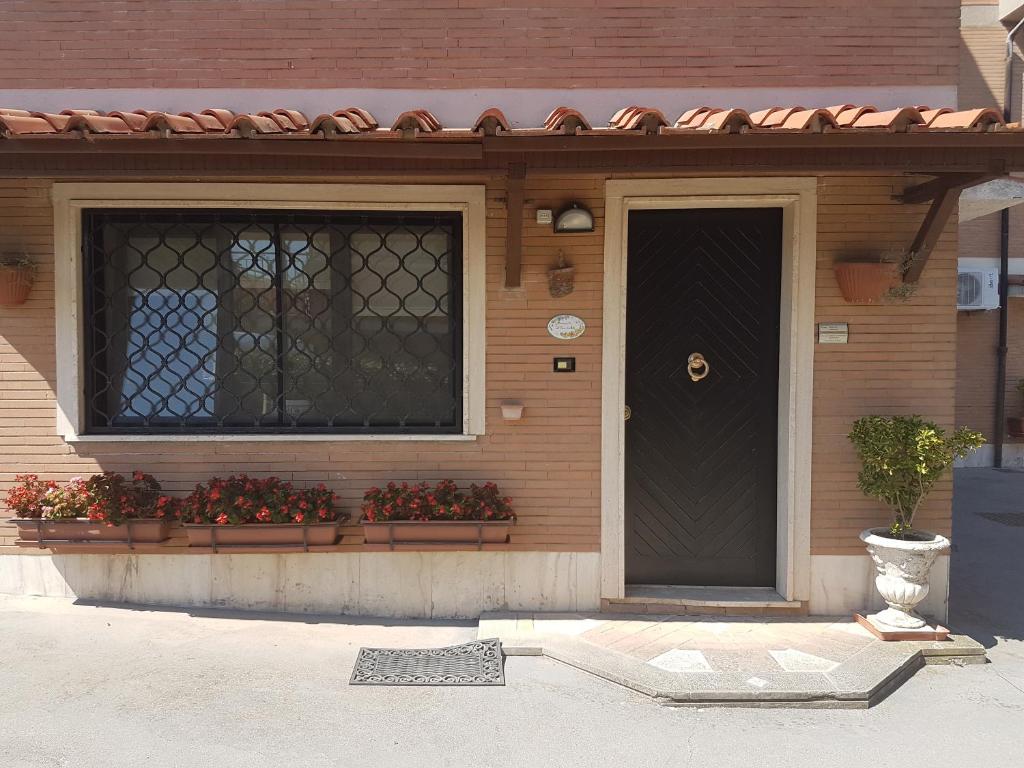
left=63, top=433, right=480, bottom=444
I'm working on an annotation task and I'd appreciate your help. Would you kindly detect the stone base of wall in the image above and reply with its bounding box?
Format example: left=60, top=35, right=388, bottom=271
left=809, top=554, right=950, bottom=624
left=0, top=551, right=949, bottom=623
left=0, top=551, right=601, bottom=619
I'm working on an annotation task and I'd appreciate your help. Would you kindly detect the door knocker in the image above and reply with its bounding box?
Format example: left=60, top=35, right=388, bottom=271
left=687, top=353, right=709, bottom=382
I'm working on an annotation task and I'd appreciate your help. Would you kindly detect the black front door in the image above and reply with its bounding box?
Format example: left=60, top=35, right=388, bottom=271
left=624, top=208, right=782, bottom=587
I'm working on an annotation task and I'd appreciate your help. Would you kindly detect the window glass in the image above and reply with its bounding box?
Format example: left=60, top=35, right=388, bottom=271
left=83, top=211, right=462, bottom=433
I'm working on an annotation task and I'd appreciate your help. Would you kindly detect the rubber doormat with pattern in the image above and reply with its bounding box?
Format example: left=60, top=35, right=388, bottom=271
left=350, top=638, right=505, bottom=685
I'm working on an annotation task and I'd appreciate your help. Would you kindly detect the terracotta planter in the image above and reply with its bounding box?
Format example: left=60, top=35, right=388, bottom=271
left=10, top=517, right=171, bottom=547
left=0, top=265, right=34, bottom=306
left=361, top=518, right=514, bottom=548
left=1008, top=417, right=1024, bottom=438
left=833, top=262, right=898, bottom=304
left=183, top=521, right=340, bottom=550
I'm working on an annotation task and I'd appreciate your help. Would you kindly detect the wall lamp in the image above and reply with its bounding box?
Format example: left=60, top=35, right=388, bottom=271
left=554, top=203, right=594, bottom=233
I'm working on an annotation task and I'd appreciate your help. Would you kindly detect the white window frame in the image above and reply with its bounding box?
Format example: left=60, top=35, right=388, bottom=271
left=52, top=182, right=487, bottom=443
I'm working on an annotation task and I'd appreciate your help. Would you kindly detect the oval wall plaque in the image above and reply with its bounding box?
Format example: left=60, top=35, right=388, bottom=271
left=547, top=314, right=586, bottom=340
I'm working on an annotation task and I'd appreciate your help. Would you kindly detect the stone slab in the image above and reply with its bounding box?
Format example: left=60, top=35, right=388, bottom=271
left=479, top=611, right=987, bottom=708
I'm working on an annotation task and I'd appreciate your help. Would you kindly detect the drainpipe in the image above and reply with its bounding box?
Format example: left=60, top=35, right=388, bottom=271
left=995, top=18, right=1024, bottom=468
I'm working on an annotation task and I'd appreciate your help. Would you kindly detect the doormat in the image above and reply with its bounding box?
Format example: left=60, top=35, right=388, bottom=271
left=350, top=638, right=505, bottom=686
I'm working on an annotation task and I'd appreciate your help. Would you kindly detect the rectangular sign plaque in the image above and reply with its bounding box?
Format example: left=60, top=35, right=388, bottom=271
left=817, top=322, right=849, bottom=344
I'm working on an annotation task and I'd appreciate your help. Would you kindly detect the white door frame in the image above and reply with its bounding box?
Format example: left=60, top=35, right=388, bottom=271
left=600, top=177, right=817, bottom=601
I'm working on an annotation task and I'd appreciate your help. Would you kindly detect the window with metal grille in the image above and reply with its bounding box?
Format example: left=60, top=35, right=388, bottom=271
left=82, top=210, right=463, bottom=434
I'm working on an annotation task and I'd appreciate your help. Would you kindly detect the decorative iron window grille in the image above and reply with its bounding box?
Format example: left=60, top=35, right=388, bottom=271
left=82, top=210, right=463, bottom=434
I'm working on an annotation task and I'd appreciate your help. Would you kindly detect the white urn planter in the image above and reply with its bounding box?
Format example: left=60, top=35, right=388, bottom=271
left=860, top=527, right=950, bottom=629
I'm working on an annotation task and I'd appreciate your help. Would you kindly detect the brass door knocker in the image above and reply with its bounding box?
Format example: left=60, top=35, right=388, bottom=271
left=687, top=353, right=709, bottom=382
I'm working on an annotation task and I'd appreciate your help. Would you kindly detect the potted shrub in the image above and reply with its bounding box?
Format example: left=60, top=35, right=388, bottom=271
left=170, top=474, right=343, bottom=550
left=848, top=416, right=984, bottom=630
left=360, top=480, right=515, bottom=547
left=833, top=259, right=899, bottom=304
left=7, top=471, right=171, bottom=547
left=1007, top=380, right=1024, bottom=438
left=0, top=255, right=36, bottom=306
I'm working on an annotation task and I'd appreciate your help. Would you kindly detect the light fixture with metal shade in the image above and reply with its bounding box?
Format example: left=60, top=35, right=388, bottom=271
left=553, top=203, right=594, bottom=233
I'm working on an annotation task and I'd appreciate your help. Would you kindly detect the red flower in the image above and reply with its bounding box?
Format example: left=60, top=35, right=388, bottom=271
left=294, top=512, right=304, bottom=524
left=215, top=513, right=229, bottom=525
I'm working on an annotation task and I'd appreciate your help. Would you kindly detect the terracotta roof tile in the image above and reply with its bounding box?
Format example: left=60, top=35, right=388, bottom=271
left=201, top=109, right=235, bottom=129
left=849, top=107, right=924, bottom=131
left=106, top=111, right=150, bottom=131
left=919, top=108, right=953, bottom=126
left=609, top=106, right=668, bottom=132
left=927, top=107, right=1004, bottom=130
left=544, top=107, right=590, bottom=133
left=310, top=113, right=362, bottom=136
left=748, top=107, right=784, bottom=126
left=229, top=113, right=283, bottom=135
left=63, top=113, right=133, bottom=134
left=0, top=103, right=1018, bottom=143
left=391, top=109, right=442, bottom=134
left=473, top=108, right=511, bottom=136
left=776, top=108, right=838, bottom=132
left=834, top=105, right=877, bottom=126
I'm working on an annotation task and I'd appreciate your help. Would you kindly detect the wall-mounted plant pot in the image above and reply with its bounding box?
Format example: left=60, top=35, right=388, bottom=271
left=183, top=521, right=340, bottom=551
left=360, top=518, right=514, bottom=549
left=547, top=265, right=576, bottom=298
left=10, top=517, right=172, bottom=548
left=834, top=262, right=899, bottom=304
left=1007, top=417, right=1024, bottom=438
left=0, top=265, right=34, bottom=306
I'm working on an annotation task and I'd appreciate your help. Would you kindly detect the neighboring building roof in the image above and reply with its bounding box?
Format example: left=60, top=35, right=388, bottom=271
left=0, top=104, right=1013, bottom=140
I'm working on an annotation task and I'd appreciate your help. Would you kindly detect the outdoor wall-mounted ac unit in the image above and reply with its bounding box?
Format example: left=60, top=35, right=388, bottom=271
left=957, top=269, right=1000, bottom=311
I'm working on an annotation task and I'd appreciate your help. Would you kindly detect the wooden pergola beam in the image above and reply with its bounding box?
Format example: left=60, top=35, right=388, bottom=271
left=504, top=162, right=526, bottom=288
left=899, top=172, right=998, bottom=204
left=903, top=187, right=960, bottom=284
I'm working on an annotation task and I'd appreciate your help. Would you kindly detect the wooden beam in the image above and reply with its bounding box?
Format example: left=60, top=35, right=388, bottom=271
left=0, top=136, right=484, bottom=160
left=899, top=172, right=999, bottom=204
left=504, top=162, right=526, bottom=288
left=903, top=187, right=959, bottom=283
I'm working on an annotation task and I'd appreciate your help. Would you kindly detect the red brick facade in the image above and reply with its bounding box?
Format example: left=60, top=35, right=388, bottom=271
left=0, top=0, right=959, bottom=90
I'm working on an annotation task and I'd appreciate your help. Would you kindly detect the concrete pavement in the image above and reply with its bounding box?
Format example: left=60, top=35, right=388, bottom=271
left=0, top=467, right=1021, bottom=767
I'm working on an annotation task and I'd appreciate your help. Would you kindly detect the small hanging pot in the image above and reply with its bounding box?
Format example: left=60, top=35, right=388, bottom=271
left=547, top=251, right=575, bottom=298
left=0, top=260, right=36, bottom=307
left=833, top=261, right=899, bottom=304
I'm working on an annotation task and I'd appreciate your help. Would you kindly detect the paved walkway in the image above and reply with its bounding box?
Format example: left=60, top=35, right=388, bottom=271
left=478, top=612, right=981, bottom=706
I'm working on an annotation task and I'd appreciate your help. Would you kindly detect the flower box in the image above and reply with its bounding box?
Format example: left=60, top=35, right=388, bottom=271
left=360, top=518, right=514, bottom=548
left=11, top=517, right=172, bottom=548
left=360, top=480, right=516, bottom=549
left=182, top=521, right=341, bottom=551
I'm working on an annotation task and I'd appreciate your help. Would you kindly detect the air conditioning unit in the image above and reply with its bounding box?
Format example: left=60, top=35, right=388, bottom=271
left=957, top=269, right=1000, bottom=311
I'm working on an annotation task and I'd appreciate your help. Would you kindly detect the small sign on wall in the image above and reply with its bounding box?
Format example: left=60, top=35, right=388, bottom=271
left=547, top=314, right=586, bottom=340
left=817, top=322, right=849, bottom=344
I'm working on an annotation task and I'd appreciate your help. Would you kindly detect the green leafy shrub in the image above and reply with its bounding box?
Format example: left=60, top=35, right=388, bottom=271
left=848, top=415, right=984, bottom=539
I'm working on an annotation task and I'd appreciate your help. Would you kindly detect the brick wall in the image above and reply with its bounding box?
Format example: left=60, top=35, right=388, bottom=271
left=0, top=0, right=960, bottom=90
left=813, top=176, right=957, bottom=553
left=954, top=0, right=1024, bottom=440
left=0, top=172, right=957, bottom=557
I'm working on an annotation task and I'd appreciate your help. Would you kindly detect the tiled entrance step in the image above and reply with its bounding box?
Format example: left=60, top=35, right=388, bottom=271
left=479, top=612, right=986, bottom=708
left=603, top=585, right=807, bottom=617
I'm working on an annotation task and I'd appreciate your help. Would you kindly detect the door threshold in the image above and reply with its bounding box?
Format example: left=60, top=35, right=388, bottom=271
left=622, top=585, right=800, bottom=609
